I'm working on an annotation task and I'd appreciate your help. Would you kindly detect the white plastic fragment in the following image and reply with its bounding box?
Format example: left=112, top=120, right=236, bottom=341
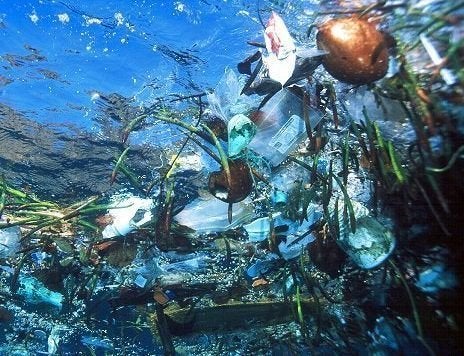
left=48, top=326, right=61, bottom=355
left=420, top=34, right=458, bottom=86
left=263, top=12, right=296, bottom=86
left=330, top=198, right=396, bottom=269
left=102, top=194, right=154, bottom=239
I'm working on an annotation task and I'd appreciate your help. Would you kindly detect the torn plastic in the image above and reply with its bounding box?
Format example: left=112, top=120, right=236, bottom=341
left=278, top=233, right=315, bottom=261
left=244, top=203, right=322, bottom=244
left=102, top=194, right=154, bottom=239
left=238, top=12, right=325, bottom=97
left=263, top=11, right=297, bottom=86
left=243, top=213, right=282, bottom=242
left=246, top=253, right=281, bottom=279
left=17, top=275, right=64, bottom=310
left=48, top=326, right=69, bottom=355
left=206, top=67, right=257, bottom=121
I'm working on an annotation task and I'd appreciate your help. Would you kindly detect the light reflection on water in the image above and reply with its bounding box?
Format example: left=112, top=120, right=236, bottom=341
left=0, top=0, right=266, bottom=128
left=0, top=0, right=276, bottom=198
left=0, top=102, right=167, bottom=201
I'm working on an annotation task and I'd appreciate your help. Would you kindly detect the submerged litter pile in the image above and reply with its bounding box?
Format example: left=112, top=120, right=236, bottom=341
left=1, top=1, right=463, bottom=355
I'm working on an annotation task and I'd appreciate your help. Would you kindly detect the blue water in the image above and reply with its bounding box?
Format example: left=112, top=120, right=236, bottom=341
left=0, top=0, right=327, bottom=198
left=0, top=0, right=280, bottom=129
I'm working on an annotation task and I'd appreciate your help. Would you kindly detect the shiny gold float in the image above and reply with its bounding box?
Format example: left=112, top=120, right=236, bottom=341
left=317, top=17, right=389, bottom=85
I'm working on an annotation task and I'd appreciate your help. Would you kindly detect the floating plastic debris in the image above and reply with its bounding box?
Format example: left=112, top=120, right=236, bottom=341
left=206, top=67, right=257, bottom=121
left=0, top=221, right=21, bottom=258
left=330, top=199, right=395, bottom=269
left=31, top=251, right=49, bottom=266
left=81, top=335, right=114, bottom=351
left=263, top=12, right=296, bottom=86
left=246, top=253, right=281, bottom=279
left=270, top=188, right=288, bottom=207
left=243, top=213, right=281, bottom=242
left=162, top=255, right=209, bottom=273
left=415, top=264, right=459, bottom=293
left=174, top=195, right=254, bottom=234
left=134, top=274, right=148, bottom=288
left=17, top=275, right=64, bottom=310
left=227, top=113, right=257, bottom=158
left=420, top=34, right=458, bottom=86
left=244, top=203, right=321, bottom=244
left=278, top=233, right=315, bottom=261
left=102, top=194, right=154, bottom=239
left=48, top=326, right=62, bottom=355
left=248, top=89, right=323, bottom=166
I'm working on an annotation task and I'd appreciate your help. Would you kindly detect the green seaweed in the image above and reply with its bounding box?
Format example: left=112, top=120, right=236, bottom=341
left=388, top=141, right=406, bottom=184
left=332, top=174, right=356, bottom=234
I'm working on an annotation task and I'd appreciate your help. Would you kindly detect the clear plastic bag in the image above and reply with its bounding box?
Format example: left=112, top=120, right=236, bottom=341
left=206, top=67, right=257, bottom=121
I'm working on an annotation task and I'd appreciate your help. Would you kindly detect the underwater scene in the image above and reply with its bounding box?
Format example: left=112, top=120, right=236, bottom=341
left=0, top=0, right=463, bottom=354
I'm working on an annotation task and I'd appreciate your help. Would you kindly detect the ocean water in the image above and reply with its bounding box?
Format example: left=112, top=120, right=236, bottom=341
left=0, top=0, right=266, bottom=200
left=0, top=0, right=463, bottom=355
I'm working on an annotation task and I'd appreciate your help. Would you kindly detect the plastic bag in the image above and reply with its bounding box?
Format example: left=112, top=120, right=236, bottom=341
left=206, top=67, right=257, bottom=121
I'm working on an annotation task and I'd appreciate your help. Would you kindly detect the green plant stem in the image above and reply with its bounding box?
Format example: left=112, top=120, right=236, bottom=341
left=111, top=146, right=131, bottom=184
left=201, top=123, right=231, bottom=187
left=388, top=141, right=406, bottom=184
left=0, top=217, right=47, bottom=228
left=155, top=110, right=230, bottom=179
left=20, top=196, right=100, bottom=240
left=414, top=178, right=450, bottom=236
left=296, top=285, right=304, bottom=324
left=426, top=145, right=464, bottom=173
left=389, top=260, right=436, bottom=356
left=332, top=174, right=356, bottom=234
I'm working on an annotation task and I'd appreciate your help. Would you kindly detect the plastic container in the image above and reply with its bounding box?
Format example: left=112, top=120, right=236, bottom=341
left=329, top=198, right=396, bottom=269
left=248, top=88, right=324, bottom=166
